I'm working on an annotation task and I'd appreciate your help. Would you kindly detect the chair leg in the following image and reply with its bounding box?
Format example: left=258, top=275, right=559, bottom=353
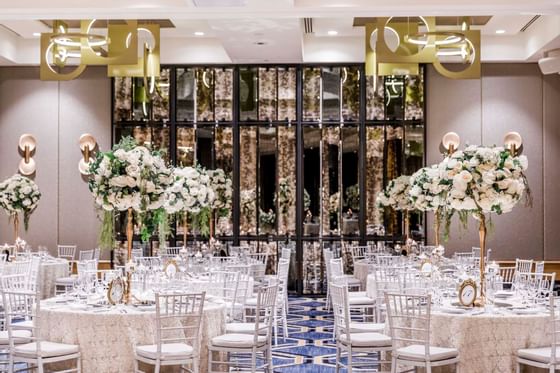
left=426, top=362, right=432, bottom=373
left=208, top=348, right=213, bottom=373
left=550, top=365, right=555, bottom=373
left=516, top=362, right=521, bottom=373
left=267, top=346, right=273, bottom=373
left=77, top=356, right=82, bottom=373
left=282, top=302, right=289, bottom=339
left=347, top=345, right=353, bottom=373
left=154, top=361, right=160, bottom=373
left=133, top=357, right=139, bottom=373
left=390, top=356, right=397, bottom=373
left=37, top=359, right=44, bottom=373
left=335, top=345, right=341, bottom=373
left=251, top=348, right=257, bottom=373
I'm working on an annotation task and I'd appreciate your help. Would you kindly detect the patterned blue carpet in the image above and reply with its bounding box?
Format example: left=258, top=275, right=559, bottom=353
left=270, top=297, right=340, bottom=373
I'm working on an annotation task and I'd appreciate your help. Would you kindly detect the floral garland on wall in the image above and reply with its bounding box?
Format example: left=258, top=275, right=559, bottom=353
left=0, top=174, right=41, bottom=232
left=88, top=137, right=173, bottom=249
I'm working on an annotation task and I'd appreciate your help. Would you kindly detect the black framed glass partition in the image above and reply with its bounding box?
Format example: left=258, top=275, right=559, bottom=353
left=112, top=64, right=426, bottom=294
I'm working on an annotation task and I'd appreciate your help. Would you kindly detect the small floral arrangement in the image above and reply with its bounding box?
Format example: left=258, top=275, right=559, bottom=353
left=0, top=174, right=41, bottom=231
left=164, top=165, right=215, bottom=237
left=88, top=137, right=173, bottom=248
left=409, top=166, right=449, bottom=211
left=329, top=192, right=340, bottom=215
left=259, top=208, right=276, bottom=228
left=376, top=175, right=414, bottom=211
left=276, top=177, right=295, bottom=215
left=240, top=189, right=257, bottom=226
left=345, top=184, right=360, bottom=211
left=439, top=145, right=530, bottom=219
left=208, top=168, right=232, bottom=218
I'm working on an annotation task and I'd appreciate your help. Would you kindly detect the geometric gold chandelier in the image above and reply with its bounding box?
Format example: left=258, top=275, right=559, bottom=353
left=40, top=20, right=160, bottom=81
left=364, top=16, right=481, bottom=79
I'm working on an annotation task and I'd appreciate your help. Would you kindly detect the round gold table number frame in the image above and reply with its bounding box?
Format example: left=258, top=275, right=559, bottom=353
left=107, top=277, right=125, bottom=305
left=458, top=278, right=477, bottom=307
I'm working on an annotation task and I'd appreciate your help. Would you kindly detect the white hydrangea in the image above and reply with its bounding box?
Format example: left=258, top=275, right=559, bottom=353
left=376, top=175, right=414, bottom=211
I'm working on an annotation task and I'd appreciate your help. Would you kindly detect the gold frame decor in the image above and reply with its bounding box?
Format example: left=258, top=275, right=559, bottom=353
left=458, top=278, right=477, bottom=307
left=107, top=277, right=125, bottom=305
left=164, top=260, right=179, bottom=278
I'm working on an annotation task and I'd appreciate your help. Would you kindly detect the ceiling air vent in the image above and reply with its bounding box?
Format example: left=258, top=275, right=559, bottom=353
left=192, top=0, right=248, bottom=7
left=520, top=15, right=540, bottom=32
left=303, top=18, right=313, bottom=34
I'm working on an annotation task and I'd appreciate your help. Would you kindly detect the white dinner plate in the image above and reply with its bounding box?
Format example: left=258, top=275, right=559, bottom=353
left=493, top=300, right=514, bottom=308
left=439, top=306, right=469, bottom=314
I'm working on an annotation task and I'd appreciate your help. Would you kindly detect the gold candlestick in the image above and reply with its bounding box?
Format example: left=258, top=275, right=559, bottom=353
left=434, top=208, right=441, bottom=247
left=476, top=213, right=487, bottom=306
left=183, top=211, right=188, bottom=248
left=13, top=214, right=19, bottom=242
left=126, top=208, right=133, bottom=262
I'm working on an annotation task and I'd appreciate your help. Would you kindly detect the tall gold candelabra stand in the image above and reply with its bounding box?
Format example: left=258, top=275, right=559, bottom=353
left=125, top=208, right=134, bottom=305
left=12, top=214, right=19, bottom=242
left=476, top=213, right=487, bottom=306
left=434, top=208, right=441, bottom=247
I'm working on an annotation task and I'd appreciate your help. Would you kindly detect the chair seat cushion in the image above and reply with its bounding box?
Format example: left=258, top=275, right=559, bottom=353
left=244, top=297, right=258, bottom=306
left=339, top=332, right=391, bottom=347
left=395, top=344, right=459, bottom=362
left=344, top=276, right=362, bottom=286
left=225, top=322, right=266, bottom=335
left=349, top=322, right=385, bottom=333
left=348, top=295, right=375, bottom=305
left=518, top=347, right=553, bottom=363
left=0, top=330, right=32, bottom=345
left=136, top=343, right=194, bottom=360
left=349, top=291, right=367, bottom=298
left=14, top=341, right=79, bottom=358
left=211, top=333, right=267, bottom=348
left=55, top=277, right=77, bottom=285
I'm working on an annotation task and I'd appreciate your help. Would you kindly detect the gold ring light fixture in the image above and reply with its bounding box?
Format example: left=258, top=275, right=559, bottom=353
left=79, top=134, right=97, bottom=175
left=405, top=31, right=465, bottom=46
left=18, top=134, right=37, bottom=176
left=504, top=132, right=523, bottom=156
left=442, top=132, right=461, bottom=155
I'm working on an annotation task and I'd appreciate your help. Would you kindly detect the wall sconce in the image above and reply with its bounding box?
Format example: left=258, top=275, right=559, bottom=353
left=504, top=131, right=523, bottom=156
left=442, top=132, right=461, bottom=155
left=18, top=134, right=37, bottom=176
left=78, top=133, right=97, bottom=175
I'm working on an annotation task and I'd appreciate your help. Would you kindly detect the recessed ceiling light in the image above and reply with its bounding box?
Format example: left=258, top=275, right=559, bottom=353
left=32, top=32, right=41, bottom=37
left=194, top=31, right=205, bottom=36
left=327, top=30, right=338, bottom=36
left=495, top=29, right=506, bottom=34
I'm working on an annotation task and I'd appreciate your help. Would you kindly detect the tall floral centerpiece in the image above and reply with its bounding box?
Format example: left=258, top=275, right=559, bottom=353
left=409, top=165, right=450, bottom=246
left=88, top=137, right=173, bottom=261
left=440, top=145, right=530, bottom=302
left=376, top=175, right=415, bottom=242
left=208, top=168, right=232, bottom=237
left=164, top=166, right=215, bottom=244
left=0, top=174, right=41, bottom=241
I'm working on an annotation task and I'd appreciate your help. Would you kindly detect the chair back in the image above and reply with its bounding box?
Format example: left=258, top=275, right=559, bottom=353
left=385, top=292, right=432, bottom=356
left=323, top=250, right=334, bottom=283
left=535, top=261, right=545, bottom=274
left=377, top=255, right=402, bottom=267
left=155, top=292, right=205, bottom=356
left=549, top=296, right=560, bottom=364
left=252, top=284, right=278, bottom=343
left=281, top=247, right=292, bottom=260
left=499, top=266, right=516, bottom=286
left=77, top=259, right=98, bottom=279
left=515, top=258, right=534, bottom=274
left=93, top=248, right=101, bottom=261
left=247, top=253, right=268, bottom=281
left=135, top=256, right=163, bottom=270
left=57, top=245, right=76, bottom=261
left=78, top=249, right=95, bottom=261
left=329, top=258, right=344, bottom=279
left=471, top=247, right=481, bottom=258
left=330, top=283, right=350, bottom=337
left=6, top=260, right=31, bottom=277
left=2, top=275, right=41, bottom=350
left=28, top=256, right=42, bottom=292
left=515, top=272, right=555, bottom=305
left=164, top=247, right=182, bottom=257
left=209, top=271, right=239, bottom=320
left=276, top=259, right=290, bottom=306
left=350, top=246, right=370, bottom=263
left=400, top=270, right=429, bottom=295
left=228, top=245, right=250, bottom=257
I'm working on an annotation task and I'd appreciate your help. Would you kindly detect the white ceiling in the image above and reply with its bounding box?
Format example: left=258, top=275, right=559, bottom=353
left=0, top=0, right=558, bottom=65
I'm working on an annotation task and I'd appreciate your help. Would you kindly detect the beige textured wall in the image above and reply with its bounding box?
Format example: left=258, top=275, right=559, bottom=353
left=426, top=63, right=560, bottom=261
left=0, top=67, right=111, bottom=258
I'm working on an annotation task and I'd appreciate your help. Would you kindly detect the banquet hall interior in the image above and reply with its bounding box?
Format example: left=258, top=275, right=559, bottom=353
left=0, top=1, right=560, bottom=372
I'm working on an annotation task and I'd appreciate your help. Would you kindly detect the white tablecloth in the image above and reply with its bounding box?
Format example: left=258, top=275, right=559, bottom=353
left=366, top=273, right=550, bottom=373
left=5, top=259, right=68, bottom=299
left=39, top=301, right=226, bottom=373
left=430, top=311, right=549, bottom=373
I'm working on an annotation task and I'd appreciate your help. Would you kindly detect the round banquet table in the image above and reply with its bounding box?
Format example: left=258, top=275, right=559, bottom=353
left=366, top=274, right=551, bottom=373
left=39, top=300, right=226, bottom=373
left=5, top=258, right=68, bottom=299
left=429, top=310, right=550, bottom=373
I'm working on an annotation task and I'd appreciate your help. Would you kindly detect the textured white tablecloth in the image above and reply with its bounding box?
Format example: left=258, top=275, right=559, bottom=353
left=39, top=301, right=226, bottom=373
left=5, top=259, right=68, bottom=299
left=430, top=311, right=549, bottom=373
